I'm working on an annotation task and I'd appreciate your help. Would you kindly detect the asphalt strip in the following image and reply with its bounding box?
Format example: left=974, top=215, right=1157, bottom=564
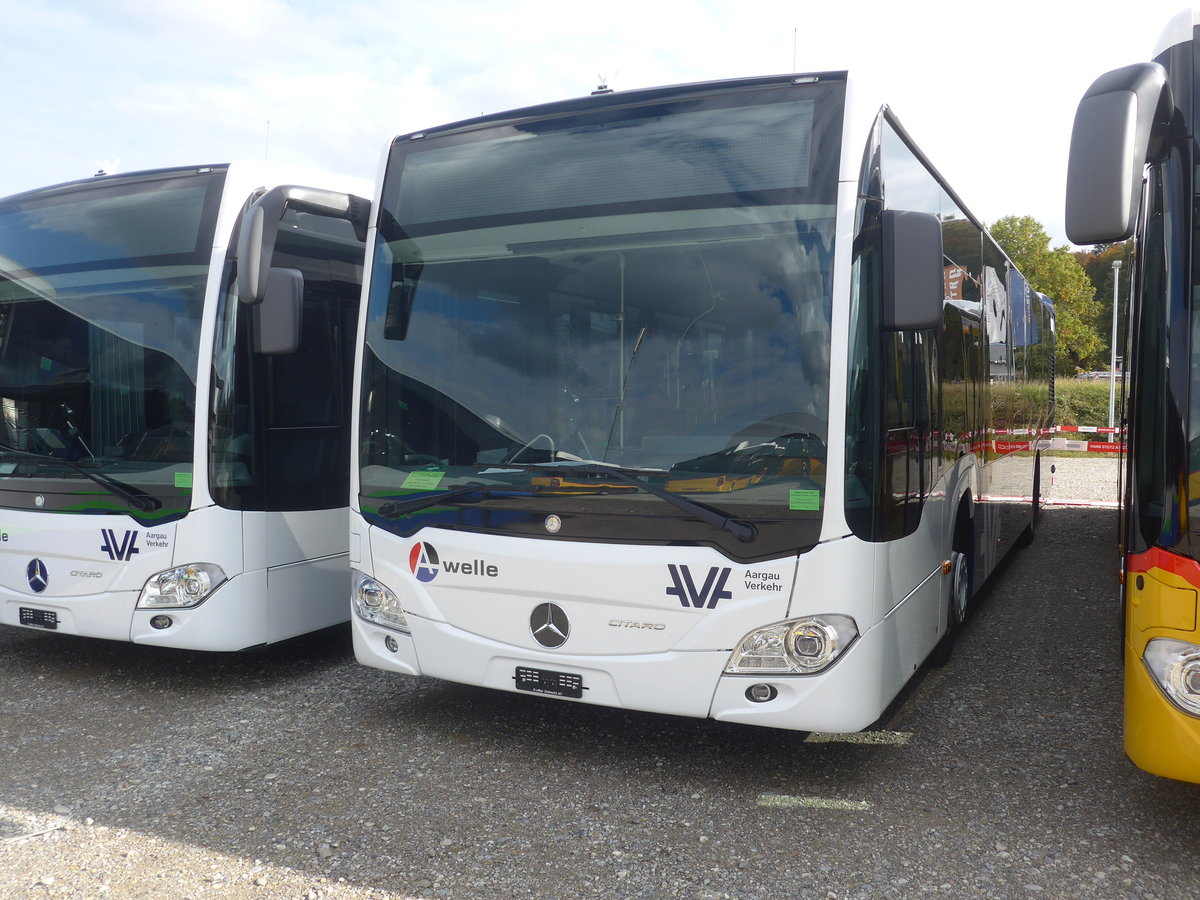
left=756, top=795, right=874, bottom=811
left=804, top=730, right=912, bottom=746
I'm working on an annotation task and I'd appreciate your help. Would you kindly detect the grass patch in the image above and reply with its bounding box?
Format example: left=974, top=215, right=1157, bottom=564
left=1055, top=379, right=1118, bottom=428
left=947, top=379, right=1116, bottom=432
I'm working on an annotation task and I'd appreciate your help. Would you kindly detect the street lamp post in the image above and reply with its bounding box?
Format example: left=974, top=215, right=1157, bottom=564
left=1109, top=258, right=1122, bottom=430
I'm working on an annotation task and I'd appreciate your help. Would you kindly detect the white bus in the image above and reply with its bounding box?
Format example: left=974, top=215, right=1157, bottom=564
left=0, top=162, right=370, bottom=650
left=349, top=74, right=1054, bottom=731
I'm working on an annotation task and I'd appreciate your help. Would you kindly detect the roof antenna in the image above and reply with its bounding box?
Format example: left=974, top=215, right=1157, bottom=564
left=93, top=158, right=120, bottom=177
left=591, top=73, right=613, bottom=95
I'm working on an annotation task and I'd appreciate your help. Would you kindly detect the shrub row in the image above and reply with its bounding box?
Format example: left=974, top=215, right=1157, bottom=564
left=981, top=378, right=1116, bottom=430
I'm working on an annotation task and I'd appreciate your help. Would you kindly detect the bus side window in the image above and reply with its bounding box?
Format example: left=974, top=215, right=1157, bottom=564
left=883, top=330, right=933, bottom=537
left=210, top=212, right=362, bottom=512
left=261, top=283, right=357, bottom=511
left=1133, top=165, right=1171, bottom=541
left=846, top=203, right=935, bottom=542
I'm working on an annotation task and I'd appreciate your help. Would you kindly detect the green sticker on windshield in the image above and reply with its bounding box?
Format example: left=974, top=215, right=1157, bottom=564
left=174, top=472, right=193, bottom=489
left=402, top=471, right=445, bottom=491
left=789, top=489, right=820, bottom=511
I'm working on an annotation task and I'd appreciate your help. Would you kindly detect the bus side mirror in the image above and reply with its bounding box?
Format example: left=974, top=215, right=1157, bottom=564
left=1065, top=62, right=1171, bottom=245
left=236, top=184, right=371, bottom=305
left=253, top=267, right=303, bottom=355
left=882, top=209, right=943, bottom=331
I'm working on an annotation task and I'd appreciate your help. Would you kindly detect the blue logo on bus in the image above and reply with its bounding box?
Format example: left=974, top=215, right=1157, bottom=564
left=100, top=529, right=139, bottom=562
left=666, top=564, right=732, bottom=609
left=26, top=558, right=48, bottom=593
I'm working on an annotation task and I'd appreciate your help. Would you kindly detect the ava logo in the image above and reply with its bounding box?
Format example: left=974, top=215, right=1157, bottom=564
left=26, top=558, right=48, bottom=593
left=409, top=542, right=441, bottom=583
left=100, top=529, right=139, bottom=562
left=666, top=564, right=732, bottom=609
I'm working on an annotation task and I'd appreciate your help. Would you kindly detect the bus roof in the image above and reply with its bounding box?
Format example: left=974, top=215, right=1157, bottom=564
left=1153, top=7, right=1197, bottom=58
left=389, top=72, right=849, bottom=146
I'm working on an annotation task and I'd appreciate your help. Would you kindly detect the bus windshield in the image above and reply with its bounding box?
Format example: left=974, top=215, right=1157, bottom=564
left=0, top=168, right=223, bottom=519
left=360, top=83, right=843, bottom=557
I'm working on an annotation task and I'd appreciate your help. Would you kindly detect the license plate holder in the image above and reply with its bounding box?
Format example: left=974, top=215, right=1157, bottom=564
left=19, top=607, right=59, bottom=630
left=514, top=666, right=584, bottom=699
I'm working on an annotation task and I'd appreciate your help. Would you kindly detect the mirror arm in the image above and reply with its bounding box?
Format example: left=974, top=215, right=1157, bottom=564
left=236, top=185, right=371, bottom=304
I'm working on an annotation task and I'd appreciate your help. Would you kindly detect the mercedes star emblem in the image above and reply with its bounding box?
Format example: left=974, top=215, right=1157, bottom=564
left=530, top=602, right=570, bottom=648
left=26, top=558, right=49, bottom=594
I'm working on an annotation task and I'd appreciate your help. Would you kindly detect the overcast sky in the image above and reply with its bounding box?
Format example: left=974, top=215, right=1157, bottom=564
left=3, top=0, right=1191, bottom=248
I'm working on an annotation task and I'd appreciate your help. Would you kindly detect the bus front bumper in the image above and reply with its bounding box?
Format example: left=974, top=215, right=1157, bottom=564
left=1124, top=643, right=1200, bottom=784
left=351, top=612, right=894, bottom=733
left=2, top=589, right=136, bottom=643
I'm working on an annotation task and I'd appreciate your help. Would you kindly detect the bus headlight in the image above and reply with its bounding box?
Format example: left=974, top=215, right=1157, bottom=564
left=725, top=615, right=859, bottom=675
left=352, top=570, right=408, bottom=632
left=137, top=563, right=226, bottom=609
left=1143, top=638, right=1200, bottom=717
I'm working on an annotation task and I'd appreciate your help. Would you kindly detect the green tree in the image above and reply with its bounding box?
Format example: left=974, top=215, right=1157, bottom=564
left=1075, top=241, right=1134, bottom=371
left=990, top=215, right=1103, bottom=372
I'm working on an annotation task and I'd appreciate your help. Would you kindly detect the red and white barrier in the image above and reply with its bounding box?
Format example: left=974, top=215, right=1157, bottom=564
left=988, top=426, right=1125, bottom=454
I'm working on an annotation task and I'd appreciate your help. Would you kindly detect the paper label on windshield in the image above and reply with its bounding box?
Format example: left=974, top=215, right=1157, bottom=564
left=402, top=471, right=445, bottom=491
left=174, top=472, right=193, bottom=489
left=789, top=489, right=820, bottom=511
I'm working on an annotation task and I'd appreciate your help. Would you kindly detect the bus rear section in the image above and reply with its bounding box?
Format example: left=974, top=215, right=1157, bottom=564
left=351, top=72, right=1051, bottom=730
left=0, top=162, right=369, bottom=650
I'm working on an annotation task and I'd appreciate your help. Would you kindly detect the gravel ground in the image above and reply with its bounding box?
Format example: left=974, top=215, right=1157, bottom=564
left=2, top=455, right=1193, bottom=900
left=1042, top=455, right=1120, bottom=506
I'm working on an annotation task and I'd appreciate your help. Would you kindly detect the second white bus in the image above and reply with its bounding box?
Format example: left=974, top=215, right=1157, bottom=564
left=347, top=73, right=1054, bottom=730
left=0, top=162, right=369, bottom=650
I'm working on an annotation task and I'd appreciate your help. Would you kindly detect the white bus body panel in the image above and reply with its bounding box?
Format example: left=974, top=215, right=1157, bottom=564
left=0, top=509, right=178, bottom=642
left=131, top=506, right=348, bottom=650
left=262, top=508, right=350, bottom=644
left=127, top=506, right=246, bottom=648
left=1154, top=9, right=1197, bottom=58
left=352, top=523, right=952, bottom=732
left=4, top=504, right=349, bottom=651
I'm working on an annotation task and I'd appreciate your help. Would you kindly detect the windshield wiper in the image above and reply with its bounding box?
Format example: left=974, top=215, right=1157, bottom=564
left=0, top=443, right=162, bottom=512
left=377, top=479, right=635, bottom=519
left=595, top=466, right=758, bottom=543
left=488, top=462, right=759, bottom=543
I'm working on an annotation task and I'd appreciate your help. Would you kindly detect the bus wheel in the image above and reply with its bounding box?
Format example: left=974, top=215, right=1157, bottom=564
left=950, top=549, right=969, bottom=624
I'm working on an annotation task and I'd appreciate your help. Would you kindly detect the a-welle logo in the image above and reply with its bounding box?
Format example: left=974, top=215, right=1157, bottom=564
left=408, top=542, right=499, bottom=583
